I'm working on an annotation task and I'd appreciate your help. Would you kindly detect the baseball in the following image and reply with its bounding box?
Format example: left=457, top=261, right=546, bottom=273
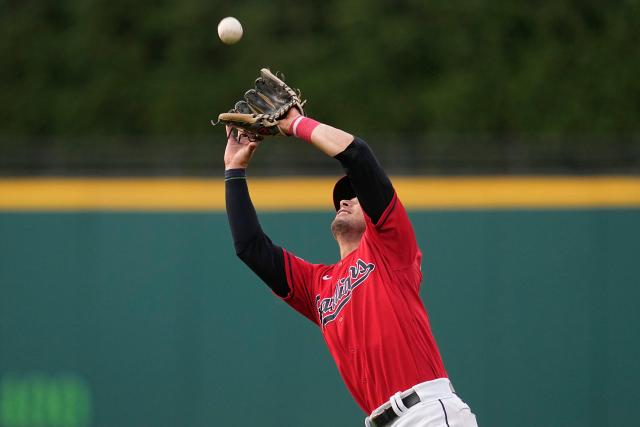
left=218, top=17, right=243, bottom=45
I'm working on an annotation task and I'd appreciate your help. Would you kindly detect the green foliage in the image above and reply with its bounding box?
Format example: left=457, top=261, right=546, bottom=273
left=0, top=0, right=638, bottom=151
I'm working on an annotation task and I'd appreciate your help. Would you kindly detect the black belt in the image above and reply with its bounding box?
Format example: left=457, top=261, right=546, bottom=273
left=369, top=391, right=421, bottom=427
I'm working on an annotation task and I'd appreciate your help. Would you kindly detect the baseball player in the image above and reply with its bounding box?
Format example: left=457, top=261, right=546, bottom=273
left=220, top=69, right=478, bottom=426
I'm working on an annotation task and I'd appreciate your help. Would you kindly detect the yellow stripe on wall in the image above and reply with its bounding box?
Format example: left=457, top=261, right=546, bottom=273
left=0, top=177, right=639, bottom=211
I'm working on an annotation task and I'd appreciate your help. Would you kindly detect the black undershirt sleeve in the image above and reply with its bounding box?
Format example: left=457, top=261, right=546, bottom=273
left=334, top=137, right=395, bottom=225
left=224, top=169, right=289, bottom=297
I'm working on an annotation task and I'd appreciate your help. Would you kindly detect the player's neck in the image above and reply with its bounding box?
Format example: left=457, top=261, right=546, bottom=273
left=337, top=236, right=361, bottom=259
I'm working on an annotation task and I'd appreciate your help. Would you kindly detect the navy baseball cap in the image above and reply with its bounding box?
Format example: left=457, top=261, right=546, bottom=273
left=332, top=176, right=356, bottom=211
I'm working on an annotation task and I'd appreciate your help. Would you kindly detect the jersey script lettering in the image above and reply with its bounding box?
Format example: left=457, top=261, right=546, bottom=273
left=316, top=259, right=375, bottom=327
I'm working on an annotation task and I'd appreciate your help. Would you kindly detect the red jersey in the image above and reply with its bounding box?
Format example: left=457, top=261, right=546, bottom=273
left=281, top=193, right=447, bottom=413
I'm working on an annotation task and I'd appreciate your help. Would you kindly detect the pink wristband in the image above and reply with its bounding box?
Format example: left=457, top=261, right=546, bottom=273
left=288, top=116, right=320, bottom=142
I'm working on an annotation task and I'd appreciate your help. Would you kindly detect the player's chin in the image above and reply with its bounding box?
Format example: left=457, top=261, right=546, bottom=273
left=331, top=217, right=348, bottom=237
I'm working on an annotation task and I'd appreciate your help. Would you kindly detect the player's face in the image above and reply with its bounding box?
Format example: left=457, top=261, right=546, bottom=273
left=331, top=198, right=366, bottom=238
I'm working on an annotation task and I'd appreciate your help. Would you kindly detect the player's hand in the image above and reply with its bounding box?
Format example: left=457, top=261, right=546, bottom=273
left=224, top=126, right=259, bottom=170
left=277, top=108, right=303, bottom=136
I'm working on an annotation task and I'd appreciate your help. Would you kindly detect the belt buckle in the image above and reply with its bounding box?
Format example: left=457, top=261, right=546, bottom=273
left=369, top=390, right=421, bottom=427
left=370, top=405, right=388, bottom=418
left=369, top=402, right=395, bottom=427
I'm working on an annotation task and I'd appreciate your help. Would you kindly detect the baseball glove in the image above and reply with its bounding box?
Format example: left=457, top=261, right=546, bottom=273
left=216, top=68, right=306, bottom=138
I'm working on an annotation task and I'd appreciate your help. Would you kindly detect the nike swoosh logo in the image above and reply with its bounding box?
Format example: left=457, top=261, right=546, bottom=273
left=322, top=275, right=332, bottom=280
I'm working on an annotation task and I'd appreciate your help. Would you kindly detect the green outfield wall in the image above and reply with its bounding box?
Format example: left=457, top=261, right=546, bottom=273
left=1, top=210, right=639, bottom=427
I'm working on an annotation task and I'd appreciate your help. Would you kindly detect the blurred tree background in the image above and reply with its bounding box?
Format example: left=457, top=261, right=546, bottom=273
left=1, top=0, right=639, bottom=174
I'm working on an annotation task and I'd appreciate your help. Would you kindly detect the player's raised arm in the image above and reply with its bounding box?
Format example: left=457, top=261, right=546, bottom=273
left=278, top=110, right=395, bottom=225
left=223, top=126, right=289, bottom=297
